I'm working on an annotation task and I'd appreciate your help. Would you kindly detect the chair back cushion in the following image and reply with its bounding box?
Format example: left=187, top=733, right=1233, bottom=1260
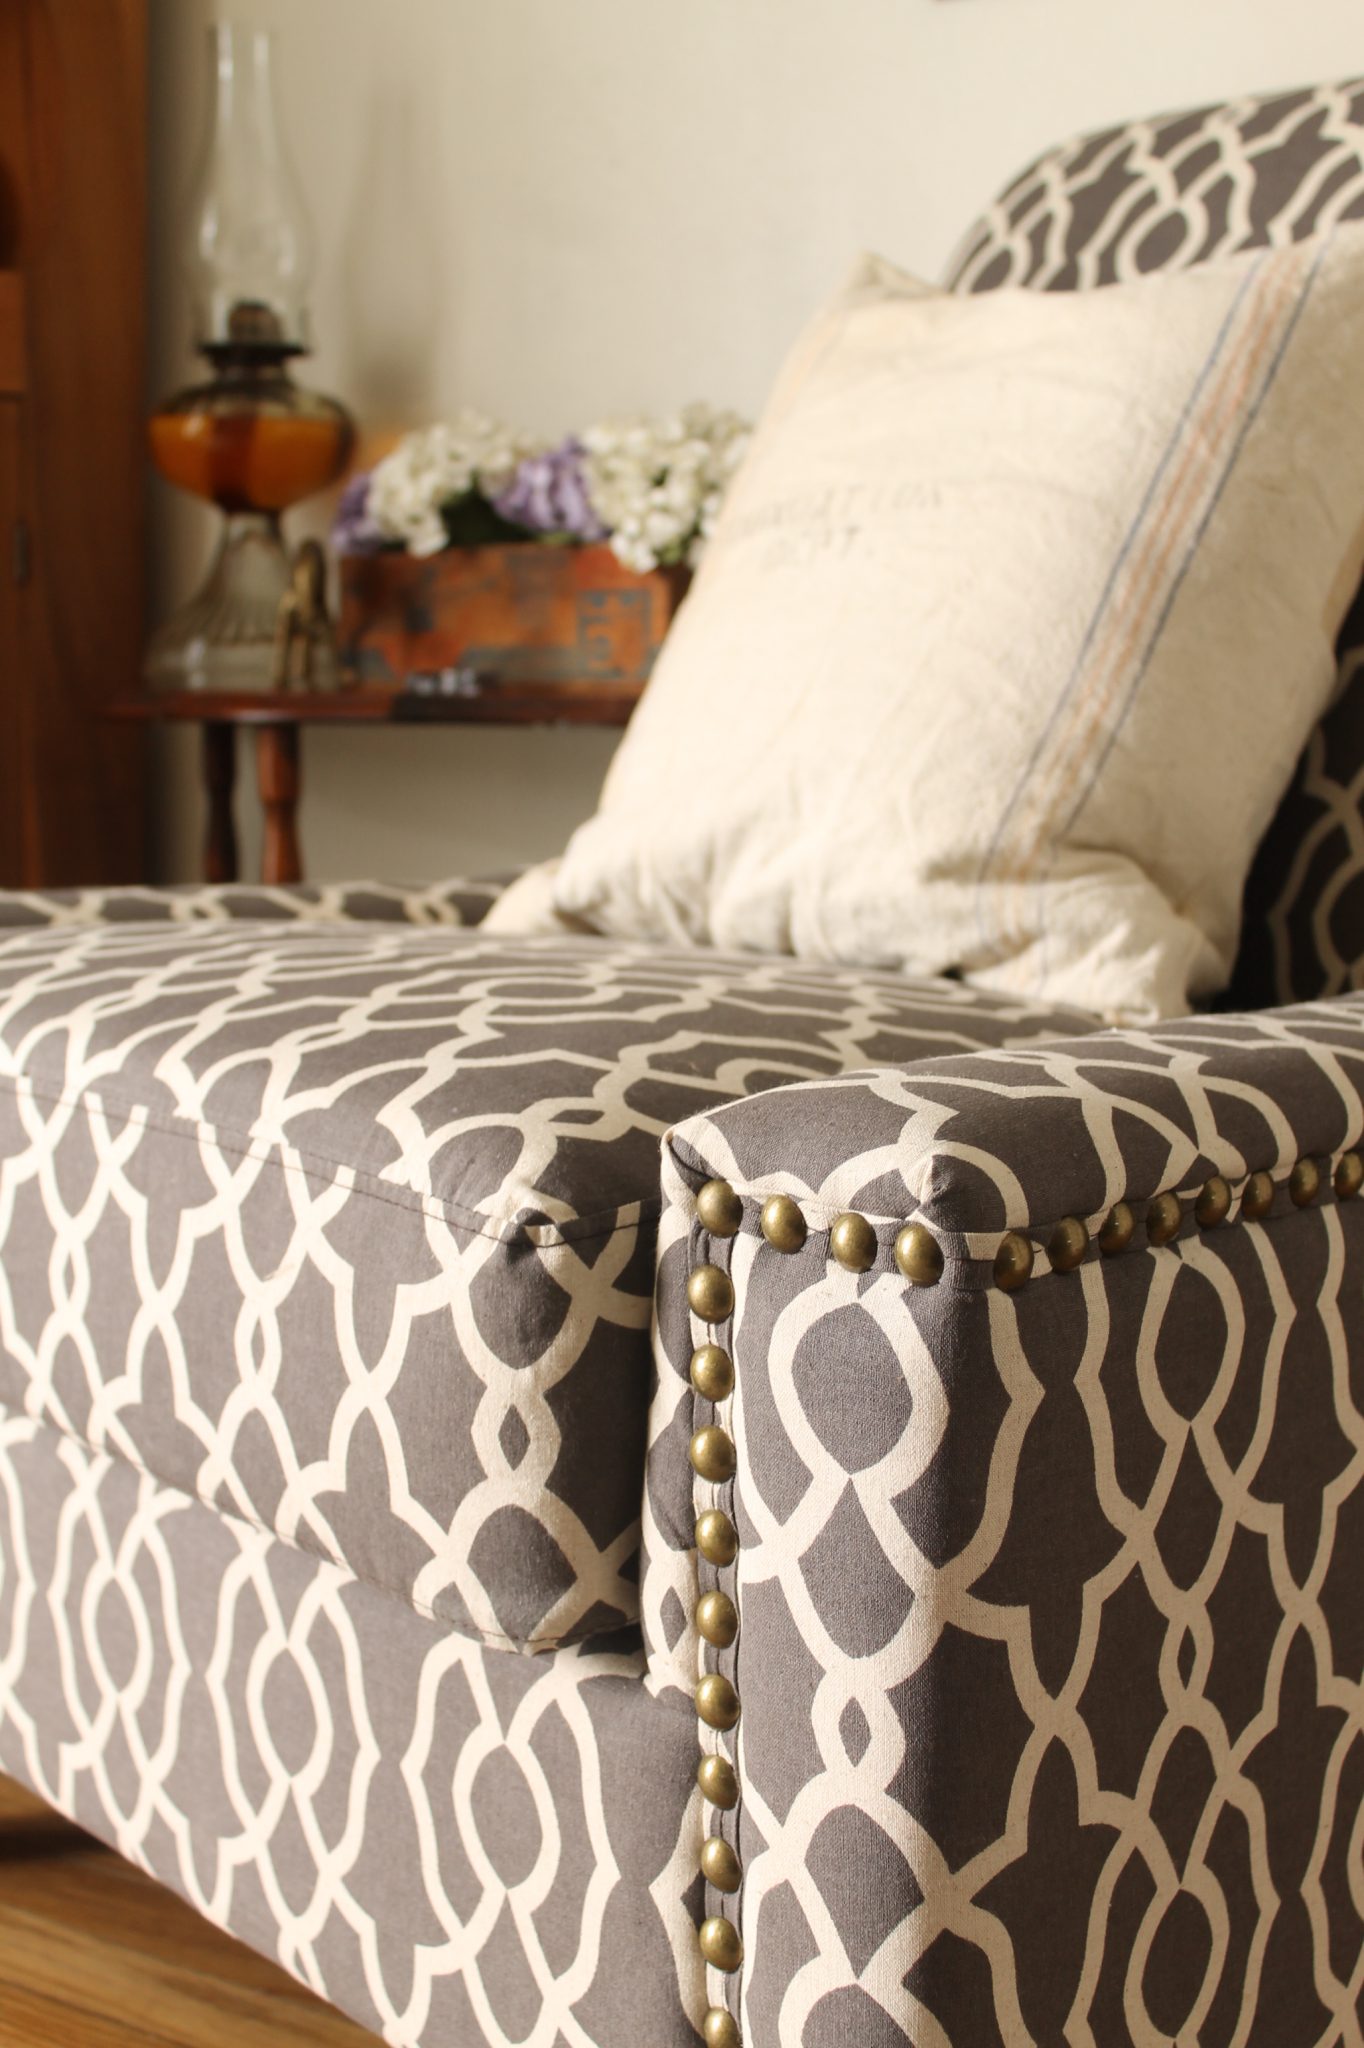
left=949, top=81, right=1364, bottom=1006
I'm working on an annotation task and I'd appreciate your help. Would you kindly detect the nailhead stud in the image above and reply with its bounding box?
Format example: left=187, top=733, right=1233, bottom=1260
left=1048, top=1216, right=1088, bottom=1273
left=994, top=1232, right=1034, bottom=1292
left=691, top=1427, right=737, bottom=1484
left=1146, top=1192, right=1183, bottom=1246
left=697, top=1179, right=744, bottom=1237
left=1195, top=1176, right=1231, bottom=1228
left=699, top=1916, right=744, bottom=1972
left=696, top=1590, right=739, bottom=1649
left=830, top=1211, right=878, bottom=1273
left=895, top=1223, right=944, bottom=1286
left=1336, top=1152, right=1364, bottom=1200
left=760, top=1195, right=807, bottom=1253
left=1098, top=1202, right=1135, bottom=1255
left=700, top=1836, right=742, bottom=1893
left=1242, top=1171, right=1275, bottom=1220
left=703, top=2009, right=741, bottom=2048
left=688, top=1264, right=735, bottom=1323
left=1290, top=1157, right=1320, bottom=1208
left=695, top=1511, right=738, bottom=1567
left=696, top=1674, right=740, bottom=1732
left=697, top=1754, right=739, bottom=1809
left=691, top=1344, right=734, bottom=1402
left=691, top=1187, right=744, bottom=2016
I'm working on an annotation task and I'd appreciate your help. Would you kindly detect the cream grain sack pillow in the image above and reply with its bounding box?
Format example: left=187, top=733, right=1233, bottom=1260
left=543, top=242, right=1364, bottom=1020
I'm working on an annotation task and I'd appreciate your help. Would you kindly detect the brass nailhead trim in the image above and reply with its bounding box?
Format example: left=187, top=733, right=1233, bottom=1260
left=691, top=1344, right=735, bottom=1402
left=697, top=1754, right=739, bottom=1810
left=695, top=1511, right=738, bottom=1567
left=690, top=1239, right=743, bottom=2015
left=697, top=1179, right=744, bottom=1237
left=760, top=1194, right=807, bottom=1253
left=830, top=1211, right=878, bottom=1273
left=703, top=2009, right=741, bottom=2048
left=699, top=1916, right=744, bottom=1972
left=1098, top=1202, right=1135, bottom=1255
left=691, top=1426, right=737, bottom=1484
left=1048, top=1216, right=1088, bottom=1272
left=700, top=1836, right=742, bottom=1893
left=868, top=1149, right=1364, bottom=1295
left=994, top=1231, right=1034, bottom=1292
left=688, top=1264, right=735, bottom=1323
left=696, top=1674, right=740, bottom=1732
left=696, top=1590, right=739, bottom=1650
left=895, top=1223, right=944, bottom=1287
left=1146, top=1192, right=1183, bottom=1246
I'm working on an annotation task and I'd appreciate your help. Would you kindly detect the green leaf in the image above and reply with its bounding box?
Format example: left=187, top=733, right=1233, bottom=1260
left=439, top=490, right=532, bottom=548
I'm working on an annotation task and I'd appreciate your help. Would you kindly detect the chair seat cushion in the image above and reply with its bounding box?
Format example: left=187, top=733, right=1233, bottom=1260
left=0, top=916, right=1093, bottom=1649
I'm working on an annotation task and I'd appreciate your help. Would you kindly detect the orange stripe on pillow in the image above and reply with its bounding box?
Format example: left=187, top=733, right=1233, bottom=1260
left=981, top=243, right=1317, bottom=960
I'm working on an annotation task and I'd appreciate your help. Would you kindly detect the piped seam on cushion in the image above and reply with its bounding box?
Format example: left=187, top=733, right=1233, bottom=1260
left=0, top=1069, right=660, bottom=1247
left=0, top=1384, right=626, bottom=1655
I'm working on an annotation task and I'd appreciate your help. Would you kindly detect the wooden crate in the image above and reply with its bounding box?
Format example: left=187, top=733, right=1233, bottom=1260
left=339, top=543, right=689, bottom=687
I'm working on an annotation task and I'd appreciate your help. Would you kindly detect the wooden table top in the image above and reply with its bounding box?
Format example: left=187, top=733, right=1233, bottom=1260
left=109, top=679, right=645, bottom=727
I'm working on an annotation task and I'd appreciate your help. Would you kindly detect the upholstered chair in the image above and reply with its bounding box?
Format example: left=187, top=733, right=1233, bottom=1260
left=2, top=77, right=1364, bottom=2048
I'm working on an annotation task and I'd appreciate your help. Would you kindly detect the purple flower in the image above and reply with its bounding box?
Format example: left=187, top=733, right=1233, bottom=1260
left=330, top=471, right=389, bottom=556
left=492, top=437, right=608, bottom=542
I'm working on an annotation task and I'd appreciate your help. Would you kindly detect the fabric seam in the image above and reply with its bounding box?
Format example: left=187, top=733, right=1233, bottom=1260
left=0, top=1385, right=604, bottom=1654
left=0, top=1068, right=657, bottom=1247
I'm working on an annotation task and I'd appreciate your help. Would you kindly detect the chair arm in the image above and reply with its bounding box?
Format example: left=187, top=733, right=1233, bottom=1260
left=0, top=873, right=516, bottom=929
left=646, top=994, right=1364, bottom=2047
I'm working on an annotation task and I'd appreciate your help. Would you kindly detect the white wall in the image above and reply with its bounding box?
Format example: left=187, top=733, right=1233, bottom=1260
left=147, top=0, right=1364, bottom=884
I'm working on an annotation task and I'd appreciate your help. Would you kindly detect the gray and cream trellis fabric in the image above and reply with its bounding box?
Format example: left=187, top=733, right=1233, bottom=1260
left=651, top=996, right=1364, bottom=2045
left=0, top=875, right=511, bottom=929
left=950, top=77, right=1364, bottom=1011
left=0, top=910, right=1091, bottom=1654
left=0, top=1410, right=705, bottom=2048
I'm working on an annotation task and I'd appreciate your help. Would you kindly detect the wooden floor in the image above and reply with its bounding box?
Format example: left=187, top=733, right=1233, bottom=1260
left=0, top=1774, right=379, bottom=2047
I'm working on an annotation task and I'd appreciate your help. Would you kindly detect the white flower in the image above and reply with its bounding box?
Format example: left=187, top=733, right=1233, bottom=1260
left=367, top=409, right=535, bottom=554
left=361, top=402, right=749, bottom=570
left=407, top=510, right=452, bottom=559
left=581, top=402, right=751, bottom=572
left=639, top=506, right=678, bottom=551
left=614, top=532, right=657, bottom=574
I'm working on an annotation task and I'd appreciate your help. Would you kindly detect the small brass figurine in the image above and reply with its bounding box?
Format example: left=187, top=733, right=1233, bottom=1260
left=272, top=539, right=336, bottom=692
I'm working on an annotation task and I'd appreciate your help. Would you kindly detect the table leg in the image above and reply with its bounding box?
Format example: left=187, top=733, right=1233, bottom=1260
left=255, top=723, right=303, bottom=885
left=202, top=721, right=238, bottom=883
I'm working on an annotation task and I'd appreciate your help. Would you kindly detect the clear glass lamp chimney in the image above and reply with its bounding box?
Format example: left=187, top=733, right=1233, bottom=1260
left=188, top=22, right=315, bottom=356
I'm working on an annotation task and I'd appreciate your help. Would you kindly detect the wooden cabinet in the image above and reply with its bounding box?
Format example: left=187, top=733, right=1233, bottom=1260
left=0, top=0, right=146, bottom=887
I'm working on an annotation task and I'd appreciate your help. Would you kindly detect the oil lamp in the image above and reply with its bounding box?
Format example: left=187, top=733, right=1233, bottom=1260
left=145, top=23, right=353, bottom=692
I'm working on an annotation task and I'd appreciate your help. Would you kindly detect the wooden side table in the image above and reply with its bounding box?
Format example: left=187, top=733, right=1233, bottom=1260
left=109, top=681, right=643, bottom=886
